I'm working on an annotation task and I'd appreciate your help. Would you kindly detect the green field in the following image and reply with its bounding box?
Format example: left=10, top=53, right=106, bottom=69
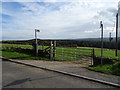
left=1, top=43, right=49, bottom=50
left=1, top=43, right=120, bottom=60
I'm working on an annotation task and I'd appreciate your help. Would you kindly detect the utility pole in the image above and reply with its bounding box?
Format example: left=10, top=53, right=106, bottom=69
left=116, top=13, right=118, bottom=56
left=35, top=29, right=40, bottom=56
left=100, top=21, right=103, bottom=65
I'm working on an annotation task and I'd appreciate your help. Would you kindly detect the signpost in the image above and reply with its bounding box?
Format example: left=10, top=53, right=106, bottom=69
left=100, top=21, right=103, bottom=64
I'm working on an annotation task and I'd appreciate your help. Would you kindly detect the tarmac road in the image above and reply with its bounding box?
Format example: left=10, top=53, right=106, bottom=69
left=2, top=61, right=116, bottom=88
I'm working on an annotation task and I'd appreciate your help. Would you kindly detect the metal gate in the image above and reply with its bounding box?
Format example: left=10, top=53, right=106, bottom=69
left=55, top=47, right=94, bottom=66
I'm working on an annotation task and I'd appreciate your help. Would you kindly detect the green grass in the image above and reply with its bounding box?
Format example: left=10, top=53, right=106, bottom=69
left=1, top=43, right=120, bottom=60
left=1, top=44, right=92, bottom=61
left=87, top=61, right=120, bottom=76
left=55, top=47, right=92, bottom=61
left=55, top=47, right=120, bottom=60
left=78, top=47, right=120, bottom=59
left=94, top=49, right=120, bottom=59
left=1, top=43, right=49, bottom=49
left=1, top=43, right=33, bottom=49
left=1, top=51, right=49, bottom=60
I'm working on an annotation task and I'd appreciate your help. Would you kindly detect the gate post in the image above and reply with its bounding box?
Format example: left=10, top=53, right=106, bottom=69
left=50, top=41, right=53, bottom=59
left=50, top=40, right=56, bottom=59
left=53, top=40, right=56, bottom=59
left=42, top=41, right=44, bottom=50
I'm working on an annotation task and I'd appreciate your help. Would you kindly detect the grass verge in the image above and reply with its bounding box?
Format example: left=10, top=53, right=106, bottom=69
left=87, top=61, right=120, bottom=76
left=1, top=51, right=78, bottom=61
left=1, top=51, right=49, bottom=60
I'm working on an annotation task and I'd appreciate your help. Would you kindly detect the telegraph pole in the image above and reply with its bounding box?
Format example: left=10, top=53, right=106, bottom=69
left=100, top=21, right=103, bottom=65
left=35, top=29, right=40, bottom=56
left=116, top=13, right=118, bottom=56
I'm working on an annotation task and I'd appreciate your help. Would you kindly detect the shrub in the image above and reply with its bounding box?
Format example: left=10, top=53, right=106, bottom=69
left=111, top=61, right=120, bottom=75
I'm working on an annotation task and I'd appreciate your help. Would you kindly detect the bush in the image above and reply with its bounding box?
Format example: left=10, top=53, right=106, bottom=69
left=88, top=61, right=120, bottom=76
left=111, top=61, right=120, bottom=75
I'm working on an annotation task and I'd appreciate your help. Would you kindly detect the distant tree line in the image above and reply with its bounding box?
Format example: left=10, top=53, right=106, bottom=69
left=1, top=39, right=120, bottom=50
left=55, top=40, right=120, bottom=50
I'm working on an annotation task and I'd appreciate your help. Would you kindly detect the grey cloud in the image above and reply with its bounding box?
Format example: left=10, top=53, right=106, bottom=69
left=95, top=7, right=117, bottom=19
left=93, top=8, right=116, bottom=25
left=98, top=11, right=108, bottom=17
left=107, top=7, right=117, bottom=16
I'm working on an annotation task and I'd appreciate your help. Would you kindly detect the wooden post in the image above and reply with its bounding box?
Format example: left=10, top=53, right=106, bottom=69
left=92, top=49, right=94, bottom=65
left=42, top=41, right=44, bottom=50
left=62, top=47, right=64, bottom=60
left=116, top=13, right=118, bottom=56
left=50, top=41, right=53, bottom=59
left=100, top=21, right=103, bottom=65
left=53, top=41, right=56, bottom=59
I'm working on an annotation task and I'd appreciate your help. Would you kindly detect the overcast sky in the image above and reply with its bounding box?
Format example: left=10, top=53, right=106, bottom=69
left=1, top=0, right=120, bottom=40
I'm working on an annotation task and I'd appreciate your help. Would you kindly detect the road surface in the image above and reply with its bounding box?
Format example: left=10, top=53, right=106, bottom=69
left=2, top=61, right=116, bottom=88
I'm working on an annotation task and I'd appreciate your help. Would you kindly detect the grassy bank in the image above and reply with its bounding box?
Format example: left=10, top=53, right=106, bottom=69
left=87, top=61, right=120, bottom=76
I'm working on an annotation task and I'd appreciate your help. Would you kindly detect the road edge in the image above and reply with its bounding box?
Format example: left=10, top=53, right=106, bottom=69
left=2, top=57, right=120, bottom=88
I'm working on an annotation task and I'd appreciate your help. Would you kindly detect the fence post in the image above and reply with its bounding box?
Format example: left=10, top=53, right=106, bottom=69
left=62, top=47, right=64, bottom=60
left=53, top=40, right=56, bottom=59
left=74, top=48, right=77, bottom=60
left=92, top=49, right=95, bottom=65
left=50, top=41, right=53, bottom=59
left=42, top=44, right=44, bottom=50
